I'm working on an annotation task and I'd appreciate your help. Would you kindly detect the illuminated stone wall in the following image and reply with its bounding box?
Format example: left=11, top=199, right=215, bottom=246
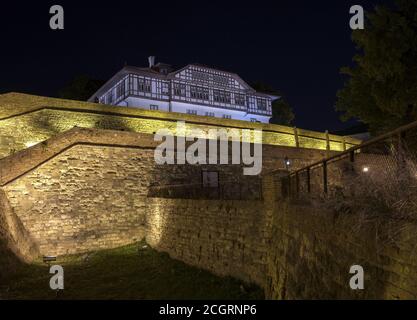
left=0, top=127, right=416, bottom=297
left=264, top=174, right=417, bottom=300
left=145, top=198, right=271, bottom=286
left=0, top=189, right=39, bottom=282
left=0, top=128, right=329, bottom=258
left=0, top=92, right=360, bottom=159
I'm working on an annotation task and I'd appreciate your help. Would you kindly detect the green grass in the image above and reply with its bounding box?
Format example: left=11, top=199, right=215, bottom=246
left=1, top=241, right=264, bottom=300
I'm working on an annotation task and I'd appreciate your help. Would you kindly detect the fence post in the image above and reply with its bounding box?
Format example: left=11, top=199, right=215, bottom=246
left=294, top=127, right=300, bottom=148
left=322, top=161, right=328, bottom=194
left=306, top=167, right=311, bottom=193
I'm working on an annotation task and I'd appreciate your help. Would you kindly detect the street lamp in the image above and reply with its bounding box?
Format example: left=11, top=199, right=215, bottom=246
left=284, top=156, right=291, bottom=170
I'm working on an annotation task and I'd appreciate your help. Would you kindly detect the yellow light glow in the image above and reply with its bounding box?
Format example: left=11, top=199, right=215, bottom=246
left=25, top=141, right=39, bottom=148
left=362, top=167, right=369, bottom=173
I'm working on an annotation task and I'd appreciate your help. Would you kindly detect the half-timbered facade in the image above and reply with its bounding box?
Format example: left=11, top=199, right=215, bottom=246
left=89, top=58, right=278, bottom=123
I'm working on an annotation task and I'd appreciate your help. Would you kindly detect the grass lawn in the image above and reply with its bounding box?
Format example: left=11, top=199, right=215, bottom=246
left=1, top=241, right=264, bottom=300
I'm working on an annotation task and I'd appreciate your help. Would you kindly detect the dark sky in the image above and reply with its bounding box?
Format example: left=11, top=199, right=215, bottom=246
left=0, top=0, right=392, bottom=132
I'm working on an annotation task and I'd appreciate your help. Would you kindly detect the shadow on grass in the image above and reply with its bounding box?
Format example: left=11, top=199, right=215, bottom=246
left=1, top=240, right=264, bottom=300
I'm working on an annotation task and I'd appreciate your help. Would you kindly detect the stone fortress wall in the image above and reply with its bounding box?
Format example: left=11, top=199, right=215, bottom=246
left=5, top=93, right=416, bottom=299
left=0, top=93, right=359, bottom=159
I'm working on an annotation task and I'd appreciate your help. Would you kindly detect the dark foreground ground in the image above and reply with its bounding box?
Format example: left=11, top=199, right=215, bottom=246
left=0, top=241, right=264, bottom=300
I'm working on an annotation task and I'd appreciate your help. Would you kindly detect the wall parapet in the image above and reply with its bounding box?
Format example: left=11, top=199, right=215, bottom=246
left=0, top=92, right=361, bottom=159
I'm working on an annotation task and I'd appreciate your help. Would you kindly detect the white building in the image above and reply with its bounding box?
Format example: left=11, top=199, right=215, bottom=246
left=89, top=57, right=279, bottom=123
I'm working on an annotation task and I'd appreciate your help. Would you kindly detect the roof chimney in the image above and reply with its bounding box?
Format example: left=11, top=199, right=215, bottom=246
left=148, top=56, right=155, bottom=68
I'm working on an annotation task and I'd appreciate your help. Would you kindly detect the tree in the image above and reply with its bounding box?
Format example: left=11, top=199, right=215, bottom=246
left=251, top=82, right=295, bottom=126
left=336, top=0, right=417, bottom=135
left=58, top=74, right=105, bottom=101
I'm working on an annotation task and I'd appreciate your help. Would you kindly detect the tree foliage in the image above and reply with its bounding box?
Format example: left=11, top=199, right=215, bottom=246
left=58, top=74, right=105, bottom=101
left=336, top=0, right=417, bottom=134
left=251, top=82, right=295, bottom=126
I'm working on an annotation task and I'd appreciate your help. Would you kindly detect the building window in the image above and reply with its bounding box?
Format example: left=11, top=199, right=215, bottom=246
left=248, top=96, right=256, bottom=112
left=213, top=89, right=231, bottom=104
left=116, top=81, right=125, bottom=99
left=187, top=109, right=197, bottom=115
left=192, top=71, right=210, bottom=82
left=161, top=82, right=169, bottom=95
left=107, top=92, right=113, bottom=104
left=190, top=85, right=209, bottom=100
left=205, top=112, right=215, bottom=117
left=173, top=83, right=187, bottom=97
left=138, top=78, right=152, bottom=93
left=150, top=105, right=159, bottom=110
left=250, top=118, right=258, bottom=123
left=223, top=114, right=231, bottom=119
left=257, top=98, right=267, bottom=111
left=213, top=74, right=229, bottom=86
left=202, top=170, right=219, bottom=188
left=234, top=93, right=246, bottom=106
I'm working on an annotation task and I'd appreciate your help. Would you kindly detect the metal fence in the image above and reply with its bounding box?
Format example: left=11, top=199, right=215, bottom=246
left=284, top=120, right=417, bottom=199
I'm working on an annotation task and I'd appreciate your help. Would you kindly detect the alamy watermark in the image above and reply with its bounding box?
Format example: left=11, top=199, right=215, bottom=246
left=49, top=265, right=64, bottom=290
left=49, top=5, right=64, bottom=30
left=154, top=121, right=263, bottom=176
left=349, top=265, right=364, bottom=290
left=350, top=5, right=364, bottom=30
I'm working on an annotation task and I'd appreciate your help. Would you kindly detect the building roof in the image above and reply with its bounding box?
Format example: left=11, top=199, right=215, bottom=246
left=88, top=63, right=280, bottom=102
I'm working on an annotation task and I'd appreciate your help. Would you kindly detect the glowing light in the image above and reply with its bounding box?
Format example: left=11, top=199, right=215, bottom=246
left=362, top=167, right=369, bottom=173
left=25, top=141, right=39, bottom=148
left=284, top=156, right=291, bottom=169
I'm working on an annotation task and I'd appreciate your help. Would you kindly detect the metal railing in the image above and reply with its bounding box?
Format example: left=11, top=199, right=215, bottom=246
left=284, top=120, right=417, bottom=199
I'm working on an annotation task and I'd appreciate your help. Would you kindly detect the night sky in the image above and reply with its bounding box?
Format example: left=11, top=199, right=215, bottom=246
left=0, top=0, right=392, bottom=132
